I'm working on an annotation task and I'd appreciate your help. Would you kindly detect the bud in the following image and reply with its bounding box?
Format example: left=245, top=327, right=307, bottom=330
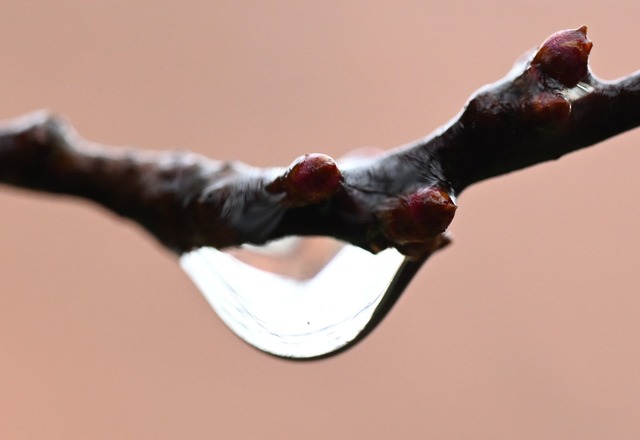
left=531, top=26, right=592, bottom=88
left=521, top=92, right=571, bottom=126
left=378, top=186, right=457, bottom=245
left=268, top=153, right=343, bottom=206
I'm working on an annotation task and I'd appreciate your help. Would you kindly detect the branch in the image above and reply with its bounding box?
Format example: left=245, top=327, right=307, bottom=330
left=1, top=27, right=638, bottom=258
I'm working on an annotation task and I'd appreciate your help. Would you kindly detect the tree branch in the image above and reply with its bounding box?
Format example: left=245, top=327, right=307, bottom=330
left=1, top=27, right=638, bottom=258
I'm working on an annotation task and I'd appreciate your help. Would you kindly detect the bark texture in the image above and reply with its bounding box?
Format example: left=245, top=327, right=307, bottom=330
left=0, top=27, right=638, bottom=258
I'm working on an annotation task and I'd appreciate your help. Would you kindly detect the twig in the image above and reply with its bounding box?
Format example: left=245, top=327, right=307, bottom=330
left=0, top=27, right=638, bottom=258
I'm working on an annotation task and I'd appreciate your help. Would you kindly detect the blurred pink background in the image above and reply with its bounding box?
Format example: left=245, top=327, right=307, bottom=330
left=1, top=1, right=639, bottom=439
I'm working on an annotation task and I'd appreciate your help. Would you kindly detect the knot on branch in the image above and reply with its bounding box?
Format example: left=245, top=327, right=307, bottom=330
left=0, top=111, right=72, bottom=188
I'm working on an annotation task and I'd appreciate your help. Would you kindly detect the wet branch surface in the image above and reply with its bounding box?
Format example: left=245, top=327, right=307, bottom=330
left=1, top=27, right=638, bottom=258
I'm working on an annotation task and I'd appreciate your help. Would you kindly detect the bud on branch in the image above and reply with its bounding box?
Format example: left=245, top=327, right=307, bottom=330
left=0, top=27, right=638, bottom=258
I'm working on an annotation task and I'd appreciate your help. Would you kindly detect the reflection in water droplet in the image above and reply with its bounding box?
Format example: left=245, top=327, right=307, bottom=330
left=180, top=238, right=417, bottom=359
left=228, top=236, right=343, bottom=280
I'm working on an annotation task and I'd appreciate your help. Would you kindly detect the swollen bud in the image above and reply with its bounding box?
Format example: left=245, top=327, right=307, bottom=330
left=378, top=186, right=457, bottom=245
left=267, top=153, right=343, bottom=206
left=531, top=26, right=592, bottom=88
left=521, top=92, right=571, bottom=126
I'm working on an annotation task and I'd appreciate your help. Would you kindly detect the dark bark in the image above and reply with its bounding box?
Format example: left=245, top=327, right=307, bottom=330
left=0, top=27, right=638, bottom=258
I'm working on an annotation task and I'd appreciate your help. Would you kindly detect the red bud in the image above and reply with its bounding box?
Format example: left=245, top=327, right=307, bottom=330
left=521, top=92, right=571, bottom=125
left=378, top=186, right=457, bottom=245
left=532, top=26, right=592, bottom=87
left=268, top=153, right=343, bottom=206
